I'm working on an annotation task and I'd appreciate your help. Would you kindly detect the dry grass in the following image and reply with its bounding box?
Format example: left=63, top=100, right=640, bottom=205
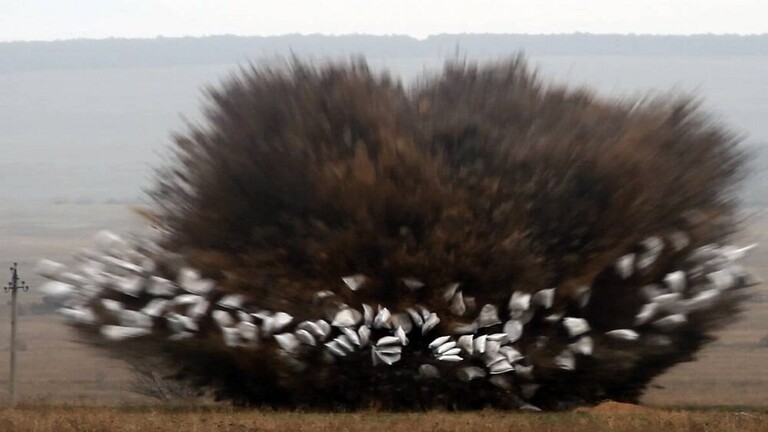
left=0, top=404, right=765, bottom=432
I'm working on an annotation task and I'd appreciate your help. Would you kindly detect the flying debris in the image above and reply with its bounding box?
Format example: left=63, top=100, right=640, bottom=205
left=357, top=325, right=371, bottom=347
left=342, top=326, right=362, bottom=346
left=437, top=354, right=463, bottom=362
left=422, top=313, right=440, bottom=334
left=342, top=274, right=367, bottom=291
left=141, top=299, right=169, bottom=318
left=615, top=254, right=635, bottom=279
left=532, top=288, right=555, bottom=309
left=332, top=308, right=362, bottom=328
left=390, top=313, right=413, bottom=333
left=570, top=336, right=594, bottom=356
left=60, top=306, right=97, bottom=325
left=35, top=58, right=759, bottom=411
left=652, top=314, right=688, bottom=331
left=377, top=336, right=402, bottom=346
left=334, top=335, right=355, bottom=352
left=508, top=292, right=532, bottom=319
left=147, top=277, right=176, bottom=296
left=664, top=271, right=686, bottom=293
left=634, top=303, right=658, bottom=326
left=295, top=329, right=317, bottom=346
left=503, top=320, right=523, bottom=343
left=554, top=350, right=576, bottom=371
left=405, top=307, right=423, bottom=327
left=458, top=366, right=486, bottom=382
left=562, top=317, right=591, bottom=337
left=418, top=364, right=440, bottom=379
left=35, top=259, right=67, bottom=279
left=574, top=286, right=591, bottom=309
left=435, top=341, right=457, bottom=355
left=473, top=334, right=488, bottom=354
left=489, top=360, right=514, bottom=374
left=274, top=333, right=301, bottom=353
left=499, top=346, right=523, bottom=363
left=457, top=335, right=474, bottom=355
left=476, top=304, right=502, bottom=328
left=668, top=231, right=690, bottom=251
left=266, top=312, right=294, bottom=333
left=222, top=327, right=241, bottom=347
left=637, top=236, right=664, bottom=270
left=101, top=325, right=151, bottom=341
left=605, top=329, right=640, bottom=341
left=238, top=322, right=259, bottom=341
left=708, top=269, right=735, bottom=291
left=443, top=282, right=460, bottom=302
left=449, top=290, right=467, bottom=316
left=325, top=340, right=347, bottom=357
left=40, top=281, right=75, bottom=300
left=218, top=294, right=246, bottom=309
left=401, top=278, right=425, bottom=290
left=373, top=307, right=392, bottom=329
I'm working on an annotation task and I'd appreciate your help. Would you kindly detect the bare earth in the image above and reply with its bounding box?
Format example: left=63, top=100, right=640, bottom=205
left=0, top=405, right=766, bottom=432
left=0, top=203, right=767, bottom=408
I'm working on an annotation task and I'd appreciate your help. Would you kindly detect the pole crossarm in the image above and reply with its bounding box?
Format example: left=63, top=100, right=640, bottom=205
left=6, top=263, right=29, bottom=293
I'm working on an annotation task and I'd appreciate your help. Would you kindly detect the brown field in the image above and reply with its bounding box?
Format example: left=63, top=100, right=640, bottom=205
left=1, top=203, right=768, bottom=429
left=0, top=404, right=766, bottom=432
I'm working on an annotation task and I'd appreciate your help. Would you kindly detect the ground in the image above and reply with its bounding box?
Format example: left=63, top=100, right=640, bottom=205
left=0, top=404, right=766, bottom=432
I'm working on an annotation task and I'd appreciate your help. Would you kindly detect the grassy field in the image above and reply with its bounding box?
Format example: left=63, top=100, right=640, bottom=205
left=0, top=404, right=766, bottom=432
left=0, top=203, right=767, bottom=412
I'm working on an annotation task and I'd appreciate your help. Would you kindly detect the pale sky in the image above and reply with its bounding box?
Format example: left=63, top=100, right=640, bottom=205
left=1, top=0, right=767, bottom=42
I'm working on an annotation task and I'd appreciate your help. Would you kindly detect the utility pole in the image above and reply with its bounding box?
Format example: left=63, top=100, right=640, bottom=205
left=5, top=263, right=29, bottom=406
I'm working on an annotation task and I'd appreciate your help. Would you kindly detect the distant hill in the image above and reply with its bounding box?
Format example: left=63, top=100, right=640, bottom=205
left=2, top=33, right=768, bottom=73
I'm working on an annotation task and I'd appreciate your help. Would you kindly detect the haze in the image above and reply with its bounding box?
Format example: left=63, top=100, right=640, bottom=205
left=2, top=0, right=768, bottom=42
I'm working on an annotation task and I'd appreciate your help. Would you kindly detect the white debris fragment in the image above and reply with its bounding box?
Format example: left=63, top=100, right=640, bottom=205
left=212, top=310, right=234, bottom=328
left=458, top=366, right=486, bottom=382
left=401, top=277, right=425, bottom=290
left=332, top=308, right=363, bottom=328
left=418, top=364, right=440, bottom=379
left=615, top=254, right=635, bottom=279
left=342, top=274, right=367, bottom=291
left=476, top=304, right=502, bottom=328
left=503, top=320, right=523, bottom=343
left=554, top=350, right=576, bottom=370
left=35, top=259, right=68, bottom=279
left=532, top=288, right=555, bottom=309
left=442, top=282, right=460, bottom=302
left=100, top=325, right=150, bottom=341
left=664, top=271, right=686, bottom=293
left=422, top=313, right=440, bottom=334
left=634, top=303, right=658, bottom=326
left=274, top=333, right=301, bottom=354
left=605, top=329, right=640, bottom=341
left=39, top=281, right=74, bottom=299
left=508, top=292, right=532, bottom=319
left=653, top=314, right=687, bottom=331
left=562, top=317, right=590, bottom=337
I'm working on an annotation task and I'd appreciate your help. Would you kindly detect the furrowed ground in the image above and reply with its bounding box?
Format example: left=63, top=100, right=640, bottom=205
left=0, top=404, right=767, bottom=432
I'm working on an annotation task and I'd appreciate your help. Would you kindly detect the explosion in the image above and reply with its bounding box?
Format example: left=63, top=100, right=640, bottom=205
left=37, top=57, right=759, bottom=410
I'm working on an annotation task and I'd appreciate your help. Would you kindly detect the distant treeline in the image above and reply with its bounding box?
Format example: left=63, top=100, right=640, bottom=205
left=1, top=33, right=768, bottom=72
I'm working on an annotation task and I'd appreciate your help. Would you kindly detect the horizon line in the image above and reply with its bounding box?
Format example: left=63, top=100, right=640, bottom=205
left=3, top=31, right=768, bottom=44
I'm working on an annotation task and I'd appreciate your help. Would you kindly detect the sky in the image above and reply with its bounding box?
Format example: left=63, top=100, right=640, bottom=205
left=1, top=0, right=767, bottom=42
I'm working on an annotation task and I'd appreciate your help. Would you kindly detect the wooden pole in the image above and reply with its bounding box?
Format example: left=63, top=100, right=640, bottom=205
left=6, top=263, right=27, bottom=407
left=9, top=283, right=17, bottom=406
